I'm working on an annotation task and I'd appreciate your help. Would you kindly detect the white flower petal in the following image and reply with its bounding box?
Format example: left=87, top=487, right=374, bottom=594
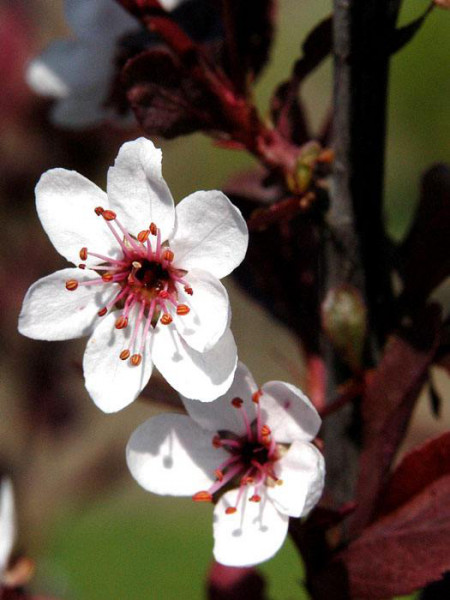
left=0, top=478, right=15, bottom=578
left=107, top=138, right=175, bottom=239
left=36, top=169, right=117, bottom=265
left=260, top=382, right=322, bottom=444
left=181, top=362, right=258, bottom=435
left=18, top=268, right=112, bottom=341
left=83, top=311, right=153, bottom=413
left=65, top=0, right=137, bottom=40
left=213, top=488, right=289, bottom=567
left=267, top=441, right=325, bottom=518
left=152, top=325, right=237, bottom=401
left=127, top=414, right=227, bottom=496
left=170, top=191, right=248, bottom=279
left=173, top=269, right=230, bottom=353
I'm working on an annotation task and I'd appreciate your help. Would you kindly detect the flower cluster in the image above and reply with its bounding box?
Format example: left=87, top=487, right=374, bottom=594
left=18, top=136, right=324, bottom=565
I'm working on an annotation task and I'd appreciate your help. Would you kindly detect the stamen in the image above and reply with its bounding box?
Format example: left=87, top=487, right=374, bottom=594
left=225, top=507, right=237, bottom=515
left=149, top=222, right=157, bottom=236
left=176, top=304, right=190, bottom=315
left=215, top=470, right=224, bottom=481
left=193, top=491, right=213, bottom=503
left=131, top=354, right=142, bottom=366
left=137, top=230, right=149, bottom=243
left=78, top=264, right=86, bottom=269
left=98, top=307, right=107, bottom=317
left=163, top=249, right=174, bottom=263
left=184, top=286, right=193, bottom=295
left=94, top=206, right=104, bottom=216
left=231, top=398, right=253, bottom=441
left=65, top=279, right=78, bottom=291
left=252, top=390, right=262, bottom=404
left=249, top=494, right=261, bottom=503
left=102, top=272, right=113, bottom=282
left=79, top=247, right=88, bottom=261
left=160, top=313, right=173, bottom=325
left=261, top=425, right=271, bottom=437
left=120, top=349, right=130, bottom=360
left=101, top=210, right=116, bottom=221
left=115, top=316, right=128, bottom=329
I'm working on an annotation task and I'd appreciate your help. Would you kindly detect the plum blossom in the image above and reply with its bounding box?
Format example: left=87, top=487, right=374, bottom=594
left=0, top=479, right=15, bottom=582
left=19, top=137, right=248, bottom=411
left=127, top=362, right=325, bottom=566
left=25, top=0, right=187, bottom=127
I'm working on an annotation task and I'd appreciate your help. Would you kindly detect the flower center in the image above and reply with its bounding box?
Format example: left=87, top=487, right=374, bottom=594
left=65, top=207, right=193, bottom=366
left=193, top=391, right=283, bottom=514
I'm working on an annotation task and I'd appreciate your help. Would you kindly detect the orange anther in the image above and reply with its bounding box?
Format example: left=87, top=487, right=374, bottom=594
left=261, top=425, right=271, bottom=437
left=159, top=290, right=169, bottom=299
left=65, top=279, right=78, bottom=291
left=115, top=316, right=128, bottom=329
left=137, top=230, right=150, bottom=243
left=102, top=272, right=113, bottom=282
left=120, top=349, right=130, bottom=360
left=131, top=354, right=142, bottom=366
left=241, top=476, right=254, bottom=486
left=193, top=491, right=213, bottom=503
left=225, top=507, right=237, bottom=515
left=149, top=222, right=158, bottom=235
left=78, top=264, right=86, bottom=270
left=102, top=210, right=116, bottom=221
left=176, top=304, right=190, bottom=316
left=79, top=247, right=88, bottom=260
left=160, top=313, right=173, bottom=325
left=212, top=435, right=222, bottom=448
left=163, top=249, right=174, bottom=262
left=249, top=494, right=261, bottom=503
left=94, top=206, right=104, bottom=216
left=98, top=307, right=107, bottom=317
left=215, top=470, right=224, bottom=482
left=184, top=286, right=193, bottom=295
left=252, top=389, right=263, bottom=404
left=232, top=397, right=243, bottom=408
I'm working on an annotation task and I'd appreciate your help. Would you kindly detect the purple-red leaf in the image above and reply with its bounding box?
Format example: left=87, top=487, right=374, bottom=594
left=398, top=164, right=450, bottom=308
left=123, top=48, right=224, bottom=137
left=270, top=17, right=332, bottom=144
left=339, top=475, right=450, bottom=599
left=207, top=561, right=267, bottom=600
left=377, top=432, right=450, bottom=517
left=350, top=304, right=442, bottom=534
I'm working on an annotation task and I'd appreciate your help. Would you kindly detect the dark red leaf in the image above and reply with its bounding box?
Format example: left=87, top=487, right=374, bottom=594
left=377, top=432, right=450, bottom=517
left=123, top=48, right=224, bottom=137
left=398, top=164, right=450, bottom=308
left=339, top=475, right=450, bottom=599
left=220, top=0, right=276, bottom=91
left=350, top=304, right=442, bottom=534
left=270, top=17, right=332, bottom=144
left=207, top=561, right=267, bottom=600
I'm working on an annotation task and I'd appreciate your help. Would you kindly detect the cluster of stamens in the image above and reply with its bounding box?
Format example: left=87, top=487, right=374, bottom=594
left=193, top=391, right=283, bottom=514
left=65, top=207, right=193, bottom=366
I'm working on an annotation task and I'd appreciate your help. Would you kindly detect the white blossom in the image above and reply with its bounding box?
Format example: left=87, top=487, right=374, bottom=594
left=0, top=479, right=15, bottom=582
left=19, top=138, right=248, bottom=411
left=127, top=362, right=325, bottom=566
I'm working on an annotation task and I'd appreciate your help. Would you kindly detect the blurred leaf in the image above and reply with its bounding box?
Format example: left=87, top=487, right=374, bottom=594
left=339, top=475, right=450, bottom=599
left=378, top=432, right=450, bottom=517
left=390, top=4, right=434, bottom=53
left=270, top=16, right=331, bottom=144
left=221, top=0, right=277, bottom=90
left=429, top=379, right=442, bottom=417
left=350, top=304, right=442, bottom=533
left=124, top=47, right=224, bottom=137
left=208, top=561, right=267, bottom=600
left=397, top=164, right=450, bottom=309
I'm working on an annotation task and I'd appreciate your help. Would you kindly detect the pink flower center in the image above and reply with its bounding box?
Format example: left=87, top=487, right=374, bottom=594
left=193, top=391, right=283, bottom=514
left=65, top=207, right=193, bottom=366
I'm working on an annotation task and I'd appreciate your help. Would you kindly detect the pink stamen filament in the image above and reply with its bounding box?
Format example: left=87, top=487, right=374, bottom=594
left=114, top=218, right=143, bottom=254
left=86, top=251, right=128, bottom=265
left=139, top=299, right=156, bottom=353
left=103, top=219, right=133, bottom=257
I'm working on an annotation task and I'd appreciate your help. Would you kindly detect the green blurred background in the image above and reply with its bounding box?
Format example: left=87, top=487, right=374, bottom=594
left=1, top=1, right=448, bottom=598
